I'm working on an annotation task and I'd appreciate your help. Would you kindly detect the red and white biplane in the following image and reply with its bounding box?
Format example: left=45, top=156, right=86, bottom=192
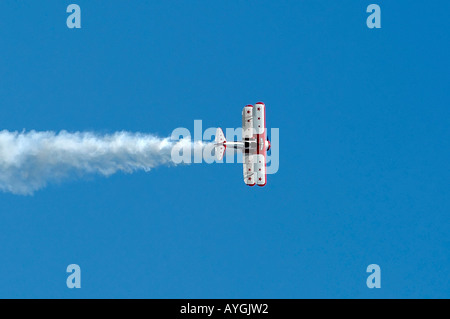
left=215, top=102, right=270, bottom=187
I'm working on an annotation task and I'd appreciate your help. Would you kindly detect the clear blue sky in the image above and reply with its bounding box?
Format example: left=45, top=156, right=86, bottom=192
left=0, top=1, right=449, bottom=298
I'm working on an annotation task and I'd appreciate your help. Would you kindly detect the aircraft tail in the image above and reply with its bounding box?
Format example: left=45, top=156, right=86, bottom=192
left=215, top=128, right=226, bottom=160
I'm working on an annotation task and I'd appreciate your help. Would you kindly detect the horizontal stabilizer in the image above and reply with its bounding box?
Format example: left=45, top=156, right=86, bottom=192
left=215, top=128, right=226, bottom=160
left=215, top=127, right=226, bottom=144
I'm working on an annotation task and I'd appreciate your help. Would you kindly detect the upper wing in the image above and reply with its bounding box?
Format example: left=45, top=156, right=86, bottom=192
left=253, top=102, right=265, bottom=134
left=255, top=154, right=266, bottom=186
left=254, top=102, right=267, bottom=186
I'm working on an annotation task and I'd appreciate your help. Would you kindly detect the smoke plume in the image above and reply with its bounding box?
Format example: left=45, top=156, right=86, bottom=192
left=0, top=130, right=198, bottom=195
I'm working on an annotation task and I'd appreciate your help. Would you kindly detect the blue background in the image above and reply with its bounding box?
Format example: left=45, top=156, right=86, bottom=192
left=0, top=1, right=449, bottom=298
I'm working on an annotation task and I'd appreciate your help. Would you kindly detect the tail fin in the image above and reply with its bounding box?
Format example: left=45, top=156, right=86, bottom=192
left=215, top=128, right=226, bottom=160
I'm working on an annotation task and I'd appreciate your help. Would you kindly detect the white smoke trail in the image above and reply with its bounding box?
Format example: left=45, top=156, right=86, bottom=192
left=0, top=130, right=201, bottom=195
